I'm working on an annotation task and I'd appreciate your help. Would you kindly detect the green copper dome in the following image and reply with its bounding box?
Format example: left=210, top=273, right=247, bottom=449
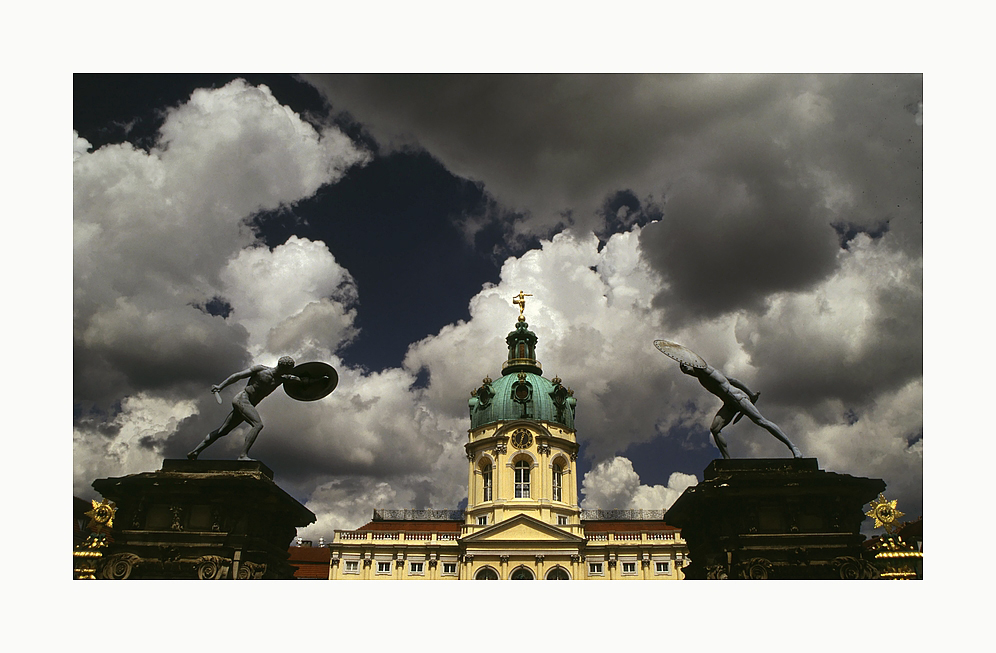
left=468, top=319, right=576, bottom=430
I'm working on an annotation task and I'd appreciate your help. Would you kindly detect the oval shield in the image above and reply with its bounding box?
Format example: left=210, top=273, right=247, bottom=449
left=284, top=362, right=339, bottom=402
left=653, top=340, right=708, bottom=369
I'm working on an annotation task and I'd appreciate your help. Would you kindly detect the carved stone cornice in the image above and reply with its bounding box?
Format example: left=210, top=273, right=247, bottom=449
left=535, top=432, right=578, bottom=447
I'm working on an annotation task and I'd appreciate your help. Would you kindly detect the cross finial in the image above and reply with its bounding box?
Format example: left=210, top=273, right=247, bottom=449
left=512, top=291, right=532, bottom=321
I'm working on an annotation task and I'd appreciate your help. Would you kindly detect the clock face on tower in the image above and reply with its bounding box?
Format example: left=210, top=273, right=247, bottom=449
left=511, top=429, right=533, bottom=449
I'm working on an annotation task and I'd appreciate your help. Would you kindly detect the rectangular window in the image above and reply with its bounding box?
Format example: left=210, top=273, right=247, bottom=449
left=478, top=515, right=488, bottom=525
left=557, top=516, right=568, bottom=525
left=552, top=465, right=563, bottom=502
left=514, top=461, right=530, bottom=498
left=376, top=561, right=391, bottom=574
left=656, top=561, right=670, bottom=574
left=443, top=563, right=457, bottom=575
left=409, top=561, right=424, bottom=575
left=344, top=560, right=358, bottom=573
left=482, top=464, right=492, bottom=502
left=622, top=562, right=637, bottom=574
left=589, top=562, right=603, bottom=575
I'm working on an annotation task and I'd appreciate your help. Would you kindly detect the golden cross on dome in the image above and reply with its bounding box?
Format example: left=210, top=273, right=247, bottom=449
left=512, top=291, right=532, bottom=321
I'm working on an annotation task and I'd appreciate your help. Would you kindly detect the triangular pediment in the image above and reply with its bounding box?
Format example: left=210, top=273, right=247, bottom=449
left=462, top=514, right=585, bottom=543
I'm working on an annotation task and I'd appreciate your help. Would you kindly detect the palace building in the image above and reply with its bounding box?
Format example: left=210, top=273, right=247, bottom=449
left=326, top=295, right=689, bottom=580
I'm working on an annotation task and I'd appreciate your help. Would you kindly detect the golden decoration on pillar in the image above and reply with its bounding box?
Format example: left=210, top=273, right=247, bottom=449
left=85, top=498, right=117, bottom=532
left=74, top=499, right=117, bottom=580
left=865, top=494, right=904, bottom=534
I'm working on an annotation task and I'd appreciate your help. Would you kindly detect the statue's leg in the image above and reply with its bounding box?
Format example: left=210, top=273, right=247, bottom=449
left=741, top=403, right=802, bottom=457
left=237, top=403, right=264, bottom=461
left=710, top=409, right=733, bottom=459
left=187, top=411, right=244, bottom=459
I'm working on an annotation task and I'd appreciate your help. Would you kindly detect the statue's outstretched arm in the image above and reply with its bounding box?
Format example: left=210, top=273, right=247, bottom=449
left=215, top=366, right=261, bottom=391
left=282, top=374, right=330, bottom=385
left=726, top=376, right=754, bottom=395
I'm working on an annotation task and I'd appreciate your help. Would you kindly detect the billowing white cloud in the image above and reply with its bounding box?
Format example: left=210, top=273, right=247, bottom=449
left=74, top=79, right=369, bottom=404
left=220, top=235, right=359, bottom=357
left=74, top=79, right=370, bottom=490
left=74, top=394, right=199, bottom=498
left=580, top=456, right=698, bottom=511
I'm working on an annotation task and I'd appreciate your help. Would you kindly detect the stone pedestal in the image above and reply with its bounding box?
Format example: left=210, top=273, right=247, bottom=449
left=664, top=458, right=885, bottom=580
left=91, top=459, right=315, bottom=580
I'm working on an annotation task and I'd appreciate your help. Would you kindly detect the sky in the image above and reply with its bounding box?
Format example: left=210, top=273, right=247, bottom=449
left=73, top=73, right=923, bottom=541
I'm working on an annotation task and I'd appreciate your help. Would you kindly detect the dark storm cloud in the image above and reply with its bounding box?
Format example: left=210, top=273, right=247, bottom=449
left=639, top=160, right=841, bottom=324
left=729, top=234, right=923, bottom=414
left=304, top=74, right=787, bottom=234
left=74, top=306, right=250, bottom=408
left=305, top=75, right=921, bottom=278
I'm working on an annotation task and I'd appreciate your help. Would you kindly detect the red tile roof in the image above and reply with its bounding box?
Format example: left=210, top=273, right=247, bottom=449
left=289, top=546, right=332, bottom=562
left=287, top=546, right=331, bottom=579
left=293, top=564, right=330, bottom=580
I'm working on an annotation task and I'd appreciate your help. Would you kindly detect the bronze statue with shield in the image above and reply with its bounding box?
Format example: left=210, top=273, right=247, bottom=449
left=187, top=356, right=338, bottom=461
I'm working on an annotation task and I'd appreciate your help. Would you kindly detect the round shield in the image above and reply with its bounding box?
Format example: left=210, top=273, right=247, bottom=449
left=653, top=340, right=708, bottom=369
left=283, top=362, right=338, bottom=402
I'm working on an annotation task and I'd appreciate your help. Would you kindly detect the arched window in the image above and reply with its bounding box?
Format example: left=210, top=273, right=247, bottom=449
left=514, top=459, right=530, bottom=498
left=482, top=463, right=492, bottom=502
left=546, top=567, right=570, bottom=580
left=475, top=567, right=499, bottom=580
left=552, top=462, right=563, bottom=502
left=510, top=567, right=534, bottom=580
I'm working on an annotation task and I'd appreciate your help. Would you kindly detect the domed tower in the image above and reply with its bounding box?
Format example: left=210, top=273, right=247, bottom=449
left=464, top=292, right=581, bottom=536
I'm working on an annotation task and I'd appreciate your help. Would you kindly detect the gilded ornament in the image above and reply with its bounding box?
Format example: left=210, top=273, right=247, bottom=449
left=865, top=494, right=905, bottom=533
left=512, top=291, right=532, bottom=321
left=85, top=498, right=116, bottom=533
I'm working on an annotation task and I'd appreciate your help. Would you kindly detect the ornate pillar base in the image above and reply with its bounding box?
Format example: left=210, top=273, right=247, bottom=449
left=90, top=459, right=315, bottom=579
left=665, top=458, right=884, bottom=580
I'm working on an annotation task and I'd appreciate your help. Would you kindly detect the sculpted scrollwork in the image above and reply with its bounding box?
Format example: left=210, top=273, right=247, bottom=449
left=196, top=555, right=231, bottom=580
left=831, top=556, right=878, bottom=580
left=736, top=557, right=772, bottom=580
left=99, top=552, right=142, bottom=580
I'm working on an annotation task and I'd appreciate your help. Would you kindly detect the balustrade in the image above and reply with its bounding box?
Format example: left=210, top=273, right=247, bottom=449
left=613, top=533, right=641, bottom=541
left=404, top=532, right=431, bottom=541
left=339, top=531, right=368, bottom=540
